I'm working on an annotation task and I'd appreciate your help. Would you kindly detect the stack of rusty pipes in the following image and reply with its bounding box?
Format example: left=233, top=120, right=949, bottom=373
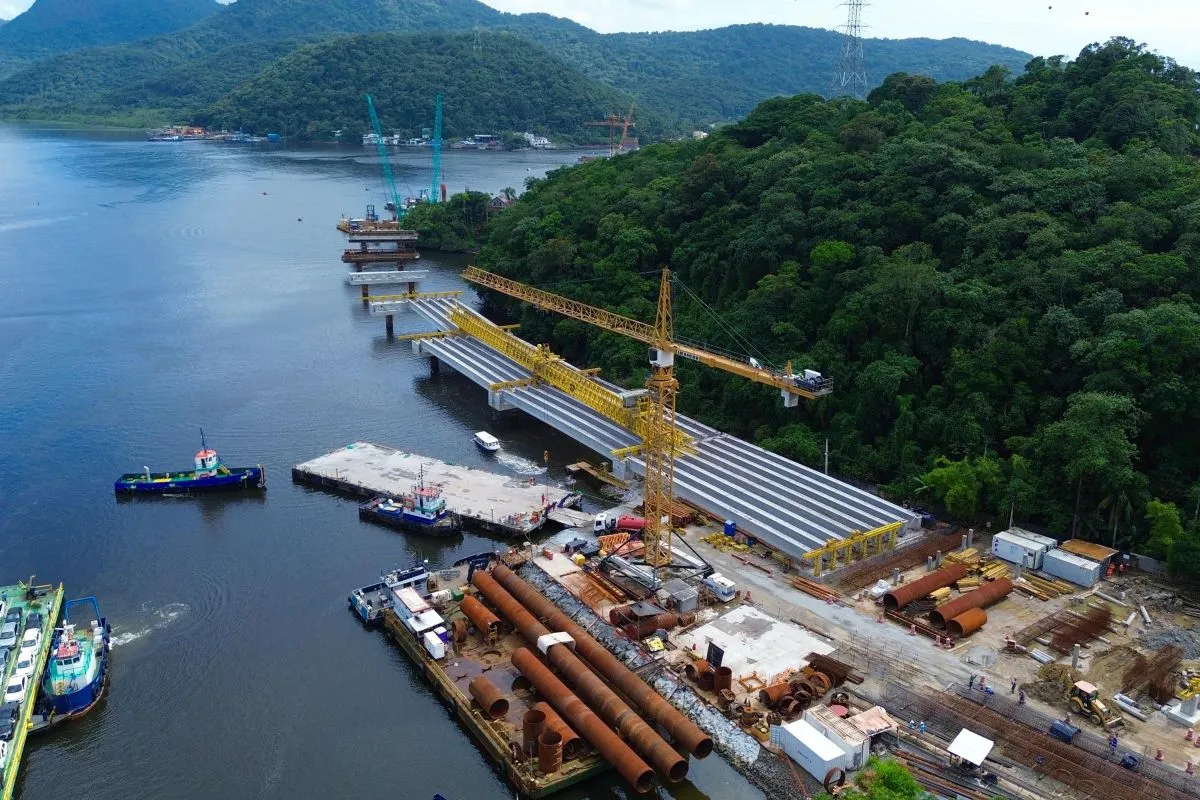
left=472, top=568, right=688, bottom=791
left=489, top=564, right=713, bottom=758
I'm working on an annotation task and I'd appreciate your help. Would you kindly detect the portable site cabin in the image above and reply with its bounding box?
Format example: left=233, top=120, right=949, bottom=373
left=804, top=705, right=871, bottom=770
left=772, top=718, right=846, bottom=780
left=991, top=530, right=1054, bottom=570
left=1041, top=549, right=1103, bottom=587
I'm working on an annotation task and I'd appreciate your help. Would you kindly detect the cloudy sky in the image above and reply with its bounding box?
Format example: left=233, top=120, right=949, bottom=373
left=0, top=0, right=1194, bottom=67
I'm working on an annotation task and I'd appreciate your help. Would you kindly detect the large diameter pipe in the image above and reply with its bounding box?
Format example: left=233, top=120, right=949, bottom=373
left=473, top=570, right=688, bottom=782
left=929, top=578, right=1013, bottom=627
left=533, top=701, right=585, bottom=760
left=946, top=607, right=988, bottom=637
left=538, top=730, right=564, bottom=774
left=461, top=594, right=500, bottom=636
left=491, top=564, right=714, bottom=758
left=883, top=563, right=968, bottom=610
left=522, top=709, right=546, bottom=756
left=624, top=612, right=680, bottom=640
left=513, top=647, right=655, bottom=793
left=468, top=676, right=509, bottom=719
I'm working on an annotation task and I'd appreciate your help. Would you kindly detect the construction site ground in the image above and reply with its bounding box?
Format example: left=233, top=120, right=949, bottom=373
left=684, top=523, right=1200, bottom=781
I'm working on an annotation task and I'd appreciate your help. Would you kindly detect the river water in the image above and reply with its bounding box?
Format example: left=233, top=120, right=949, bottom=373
left=0, top=124, right=761, bottom=800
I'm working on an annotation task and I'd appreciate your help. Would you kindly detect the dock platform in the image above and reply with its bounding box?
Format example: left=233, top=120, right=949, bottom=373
left=379, top=569, right=610, bottom=797
left=1, top=581, right=64, bottom=800
left=564, top=461, right=630, bottom=491
left=293, top=442, right=579, bottom=537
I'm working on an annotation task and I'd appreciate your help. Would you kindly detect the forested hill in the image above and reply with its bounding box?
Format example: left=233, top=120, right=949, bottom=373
left=198, top=32, right=638, bottom=140
left=0, top=0, right=1029, bottom=130
left=0, top=0, right=217, bottom=68
left=475, top=39, right=1200, bottom=571
left=518, top=24, right=1031, bottom=127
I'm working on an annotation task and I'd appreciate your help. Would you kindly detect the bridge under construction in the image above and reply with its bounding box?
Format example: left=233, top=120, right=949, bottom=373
left=403, top=297, right=917, bottom=561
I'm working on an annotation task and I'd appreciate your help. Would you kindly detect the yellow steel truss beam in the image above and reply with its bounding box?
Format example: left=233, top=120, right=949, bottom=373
left=394, top=330, right=462, bottom=342
left=449, top=305, right=692, bottom=452
left=489, top=377, right=538, bottom=391
left=802, top=521, right=904, bottom=576
left=462, top=266, right=832, bottom=400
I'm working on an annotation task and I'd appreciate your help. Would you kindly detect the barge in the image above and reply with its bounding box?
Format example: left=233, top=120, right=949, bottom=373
left=294, top=442, right=580, bottom=538
left=369, top=556, right=611, bottom=797
left=1, top=580, right=64, bottom=800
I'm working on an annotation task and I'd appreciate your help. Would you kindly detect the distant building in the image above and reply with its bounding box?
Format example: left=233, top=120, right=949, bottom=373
left=522, top=132, right=554, bottom=149
left=488, top=195, right=515, bottom=214
left=692, top=130, right=709, bottom=139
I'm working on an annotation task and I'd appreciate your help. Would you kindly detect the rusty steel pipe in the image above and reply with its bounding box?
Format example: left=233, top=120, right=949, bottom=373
left=609, top=604, right=638, bottom=625
left=684, top=659, right=711, bottom=681
left=533, top=701, right=585, bottom=760
left=623, top=613, right=680, bottom=640
left=882, top=564, right=968, bottom=610
left=760, top=683, right=792, bottom=706
left=929, top=578, right=1013, bottom=627
left=461, top=594, right=501, bottom=636
left=512, top=647, right=655, bottom=793
left=538, top=730, right=564, bottom=774
left=468, top=676, right=509, bottom=719
left=947, top=607, right=988, bottom=637
left=473, top=570, right=688, bottom=781
left=491, top=564, right=714, bottom=758
left=523, top=709, right=547, bottom=756
left=714, top=666, right=733, bottom=692
left=807, top=671, right=833, bottom=695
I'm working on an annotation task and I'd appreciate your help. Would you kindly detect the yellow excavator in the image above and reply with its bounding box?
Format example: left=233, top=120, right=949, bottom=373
left=1070, top=681, right=1124, bottom=729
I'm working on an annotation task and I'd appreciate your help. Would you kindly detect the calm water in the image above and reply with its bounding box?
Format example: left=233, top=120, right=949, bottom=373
left=0, top=124, right=760, bottom=800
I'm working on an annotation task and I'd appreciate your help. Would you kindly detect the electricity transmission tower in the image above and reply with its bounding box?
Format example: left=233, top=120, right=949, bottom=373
left=831, top=0, right=869, bottom=98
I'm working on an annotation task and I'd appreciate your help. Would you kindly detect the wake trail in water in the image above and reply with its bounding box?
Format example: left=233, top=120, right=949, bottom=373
left=109, top=602, right=190, bottom=647
left=496, top=451, right=547, bottom=476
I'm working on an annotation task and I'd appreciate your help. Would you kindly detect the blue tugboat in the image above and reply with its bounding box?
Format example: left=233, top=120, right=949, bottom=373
left=41, top=596, right=111, bottom=720
left=358, top=467, right=460, bottom=536
left=114, top=431, right=266, bottom=494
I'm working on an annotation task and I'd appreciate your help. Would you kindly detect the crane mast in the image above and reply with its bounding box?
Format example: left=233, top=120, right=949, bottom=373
left=364, top=94, right=403, bottom=219
left=462, top=266, right=831, bottom=572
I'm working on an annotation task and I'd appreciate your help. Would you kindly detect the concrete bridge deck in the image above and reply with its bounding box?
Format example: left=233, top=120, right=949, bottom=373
left=407, top=298, right=918, bottom=559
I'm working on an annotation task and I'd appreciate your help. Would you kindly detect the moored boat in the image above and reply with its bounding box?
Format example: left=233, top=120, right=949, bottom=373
left=114, top=432, right=265, bottom=494
left=40, top=597, right=110, bottom=721
left=348, top=562, right=431, bottom=626
left=358, top=468, right=460, bottom=536
left=472, top=431, right=500, bottom=453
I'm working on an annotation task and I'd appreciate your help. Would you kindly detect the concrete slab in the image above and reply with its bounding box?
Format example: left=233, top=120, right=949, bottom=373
left=674, top=605, right=835, bottom=684
left=293, top=442, right=576, bottom=536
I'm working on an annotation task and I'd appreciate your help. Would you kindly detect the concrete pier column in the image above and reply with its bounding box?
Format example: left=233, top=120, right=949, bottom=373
left=430, top=356, right=440, bottom=375
left=1072, top=644, right=1081, bottom=668
left=385, top=315, right=394, bottom=336
left=611, top=459, right=629, bottom=481
left=361, top=284, right=370, bottom=301
left=961, top=535, right=968, bottom=550
left=408, top=281, right=416, bottom=295
left=927, top=556, right=935, bottom=572
left=935, top=550, right=942, bottom=567
left=967, top=528, right=974, bottom=548
left=1184, top=695, right=1200, bottom=716
left=892, top=568, right=901, bottom=586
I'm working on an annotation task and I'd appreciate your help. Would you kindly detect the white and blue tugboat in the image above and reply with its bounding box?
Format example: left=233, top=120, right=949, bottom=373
left=358, top=467, right=461, bottom=536
left=41, top=596, right=111, bottom=720
left=348, top=562, right=431, bottom=626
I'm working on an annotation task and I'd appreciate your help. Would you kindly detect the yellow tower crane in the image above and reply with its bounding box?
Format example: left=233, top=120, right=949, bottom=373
left=462, top=265, right=832, bottom=570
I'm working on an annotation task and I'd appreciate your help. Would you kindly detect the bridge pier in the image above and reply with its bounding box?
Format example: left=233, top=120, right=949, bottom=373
left=385, top=314, right=394, bottom=336
left=430, top=355, right=440, bottom=375
left=611, top=458, right=630, bottom=481
left=488, top=389, right=516, bottom=412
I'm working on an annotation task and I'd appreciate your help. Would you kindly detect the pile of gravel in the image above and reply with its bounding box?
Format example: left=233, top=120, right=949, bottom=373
left=518, top=564, right=811, bottom=798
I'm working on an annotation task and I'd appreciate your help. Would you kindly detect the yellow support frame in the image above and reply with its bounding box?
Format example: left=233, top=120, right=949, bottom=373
left=394, top=330, right=463, bottom=342
left=489, top=377, right=538, bottom=391
left=449, top=305, right=692, bottom=452
left=368, top=290, right=464, bottom=302
left=802, top=521, right=903, bottom=577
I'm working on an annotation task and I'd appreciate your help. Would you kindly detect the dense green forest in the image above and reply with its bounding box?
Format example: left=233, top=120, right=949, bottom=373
left=402, top=191, right=498, bottom=252
left=475, top=38, right=1200, bottom=574
left=0, top=0, right=216, bottom=74
left=0, top=0, right=1029, bottom=131
left=199, top=32, right=641, bottom=141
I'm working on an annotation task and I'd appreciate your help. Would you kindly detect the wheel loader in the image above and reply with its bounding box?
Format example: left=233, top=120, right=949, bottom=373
left=1069, top=681, right=1124, bottom=729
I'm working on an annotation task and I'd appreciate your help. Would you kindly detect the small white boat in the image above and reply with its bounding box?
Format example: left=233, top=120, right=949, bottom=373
left=473, top=431, right=500, bottom=453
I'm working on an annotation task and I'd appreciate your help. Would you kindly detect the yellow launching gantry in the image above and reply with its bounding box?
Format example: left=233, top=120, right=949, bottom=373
left=461, top=265, right=832, bottom=570
left=801, top=521, right=904, bottom=577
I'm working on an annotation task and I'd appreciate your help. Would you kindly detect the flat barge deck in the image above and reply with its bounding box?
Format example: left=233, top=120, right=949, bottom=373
left=379, top=564, right=609, bottom=797
left=1, top=582, right=64, bottom=800
left=293, top=442, right=579, bottom=537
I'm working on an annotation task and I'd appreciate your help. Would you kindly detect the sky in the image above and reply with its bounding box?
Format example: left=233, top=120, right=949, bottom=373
left=0, top=0, right=1194, bottom=67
